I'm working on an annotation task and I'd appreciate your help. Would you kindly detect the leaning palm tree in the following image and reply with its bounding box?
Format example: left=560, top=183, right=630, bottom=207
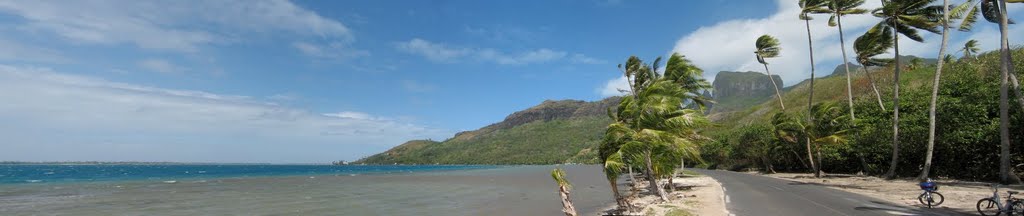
left=872, top=0, right=943, bottom=179
left=800, top=1, right=830, bottom=169
left=755, top=34, right=786, bottom=111
left=551, top=168, right=577, bottom=216
left=920, top=0, right=954, bottom=181
left=771, top=102, right=852, bottom=177
left=959, top=39, right=980, bottom=58
left=853, top=25, right=893, bottom=111
left=606, top=55, right=712, bottom=202
left=772, top=112, right=819, bottom=177
left=956, top=0, right=1024, bottom=113
left=955, top=0, right=1023, bottom=183
left=821, top=0, right=868, bottom=121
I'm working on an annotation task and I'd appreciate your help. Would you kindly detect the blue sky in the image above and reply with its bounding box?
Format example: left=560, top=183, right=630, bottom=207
left=0, top=0, right=1021, bottom=163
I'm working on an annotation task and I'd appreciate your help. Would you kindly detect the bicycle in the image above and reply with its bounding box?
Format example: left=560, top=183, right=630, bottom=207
left=918, top=178, right=944, bottom=208
left=977, top=184, right=1024, bottom=216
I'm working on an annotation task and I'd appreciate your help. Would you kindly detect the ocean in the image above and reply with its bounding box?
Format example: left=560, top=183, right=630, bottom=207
left=0, top=164, right=616, bottom=215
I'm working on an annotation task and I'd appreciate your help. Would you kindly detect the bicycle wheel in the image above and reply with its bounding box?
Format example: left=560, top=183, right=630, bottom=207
left=931, top=192, right=944, bottom=207
left=919, top=192, right=945, bottom=208
left=1014, top=201, right=1024, bottom=215
left=978, top=198, right=1001, bottom=216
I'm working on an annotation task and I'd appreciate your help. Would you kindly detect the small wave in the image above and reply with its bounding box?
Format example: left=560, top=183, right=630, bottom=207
left=26, top=180, right=42, bottom=183
left=197, top=171, right=207, bottom=173
left=43, top=172, right=55, bottom=175
left=163, top=180, right=178, bottom=184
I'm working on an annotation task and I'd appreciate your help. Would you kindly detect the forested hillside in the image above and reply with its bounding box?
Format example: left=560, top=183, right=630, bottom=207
left=700, top=48, right=1024, bottom=181
left=356, top=97, right=621, bottom=164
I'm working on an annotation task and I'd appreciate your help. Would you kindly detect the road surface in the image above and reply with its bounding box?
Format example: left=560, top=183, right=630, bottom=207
left=694, top=169, right=970, bottom=216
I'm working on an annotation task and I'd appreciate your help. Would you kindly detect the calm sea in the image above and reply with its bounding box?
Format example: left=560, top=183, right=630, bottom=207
left=0, top=164, right=496, bottom=184
left=0, top=165, right=615, bottom=215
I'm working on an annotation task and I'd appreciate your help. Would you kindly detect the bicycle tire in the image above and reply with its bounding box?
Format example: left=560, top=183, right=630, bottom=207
left=978, top=198, right=1001, bottom=216
left=919, top=192, right=945, bottom=208
left=1014, top=200, right=1024, bottom=215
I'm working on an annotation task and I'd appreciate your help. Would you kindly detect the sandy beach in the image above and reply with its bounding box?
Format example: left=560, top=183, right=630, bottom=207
left=0, top=165, right=617, bottom=216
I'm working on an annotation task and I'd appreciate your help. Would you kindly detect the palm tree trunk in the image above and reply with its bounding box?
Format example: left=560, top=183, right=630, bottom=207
left=816, top=144, right=823, bottom=177
left=791, top=149, right=809, bottom=169
left=803, top=17, right=819, bottom=178
left=762, top=63, right=786, bottom=111
left=885, top=20, right=902, bottom=180
left=607, top=177, right=626, bottom=210
left=806, top=137, right=818, bottom=177
left=862, top=66, right=887, bottom=111
left=558, top=184, right=577, bottom=216
left=628, top=166, right=637, bottom=190
left=1010, top=73, right=1024, bottom=111
left=997, top=0, right=1021, bottom=184
left=837, top=14, right=856, bottom=121
left=920, top=0, right=951, bottom=181
left=644, top=150, right=668, bottom=202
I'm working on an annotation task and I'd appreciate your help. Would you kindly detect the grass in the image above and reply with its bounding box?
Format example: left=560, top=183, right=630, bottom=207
left=665, top=208, right=696, bottom=216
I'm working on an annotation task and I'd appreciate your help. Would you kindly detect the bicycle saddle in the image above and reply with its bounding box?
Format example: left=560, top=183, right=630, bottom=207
left=1009, top=191, right=1020, bottom=194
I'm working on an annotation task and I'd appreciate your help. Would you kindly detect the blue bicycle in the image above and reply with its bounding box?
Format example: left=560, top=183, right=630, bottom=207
left=918, top=179, right=944, bottom=208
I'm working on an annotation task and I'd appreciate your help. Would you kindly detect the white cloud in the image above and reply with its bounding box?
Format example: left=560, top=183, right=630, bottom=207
left=0, top=37, right=68, bottom=63
left=0, top=65, right=450, bottom=163
left=658, top=0, right=1024, bottom=90
left=292, top=41, right=370, bottom=60
left=599, top=76, right=629, bottom=97
left=137, top=58, right=188, bottom=74
left=0, top=0, right=353, bottom=53
left=395, top=38, right=472, bottom=62
left=395, top=38, right=601, bottom=65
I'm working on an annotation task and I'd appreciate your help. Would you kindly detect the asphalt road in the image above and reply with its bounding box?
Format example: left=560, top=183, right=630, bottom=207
left=694, top=169, right=970, bottom=216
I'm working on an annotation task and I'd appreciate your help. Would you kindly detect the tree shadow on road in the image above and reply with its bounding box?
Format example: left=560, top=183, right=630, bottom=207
left=852, top=200, right=974, bottom=216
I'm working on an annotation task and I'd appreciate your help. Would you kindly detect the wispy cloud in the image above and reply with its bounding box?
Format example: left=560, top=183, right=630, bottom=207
left=292, top=41, right=370, bottom=60
left=395, top=38, right=472, bottom=62
left=0, top=37, right=68, bottom=63
left=137, top=58, right=188, bottom=74
left=0, top=65, right=450, bottom=163
left=0, top=0, right=353, bottom=53
left=395, top=38, right=603, bottom=65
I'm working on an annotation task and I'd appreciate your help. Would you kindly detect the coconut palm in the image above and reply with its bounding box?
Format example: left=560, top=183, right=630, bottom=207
left=821, top=0, right=868, bottom=121
left=872, top=0, right=943, bottom=179
left=995, top=0, right=1021, bottom=184
left=755, top=35, right=786, bottom=111
left=956, top=0, right=1023, bottom=183
left=920, top=0, right=953, bottom=181
left=960, top=39, right=980, bottom=58
left=800, top=0, right=830, bottom=171
left=853, top=24, right=893, bottom=112
left=551, top=168, right=577, bottom=216
left=605, top=55, right=712, bottom=202
left=772, top=102, right=853, bottom=177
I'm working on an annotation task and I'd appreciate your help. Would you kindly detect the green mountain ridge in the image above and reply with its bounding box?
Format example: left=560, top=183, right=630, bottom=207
left=355, top=97, right=622, bottom=165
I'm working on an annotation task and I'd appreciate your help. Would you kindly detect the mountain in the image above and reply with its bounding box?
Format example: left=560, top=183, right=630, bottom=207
left=708, top=71, right=782, bottom=114
left=356, top=97, right=622, bottom=165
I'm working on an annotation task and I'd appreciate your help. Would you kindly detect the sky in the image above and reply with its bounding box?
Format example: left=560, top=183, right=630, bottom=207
left=0, top=0, right=1021, bottom=163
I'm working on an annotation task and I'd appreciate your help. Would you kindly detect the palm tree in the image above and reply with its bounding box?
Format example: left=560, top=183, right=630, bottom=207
left=605, top=55, right=712, bottom=202
left=772, top=102, right=853, bottom=177
left=955, top=0, right=1024, bottom=115
left=872, top=0, right=943, bottom=179
left=995, top=0, right=1021, bottom=184
left=772, top=113, right=819, bottom=176
left=551, top=168, right=577, bottom=216
left=800, top=0, right=830, bottom=172
left=755, top=34, right=786, bottom=111
left=822, top=0, right=868, bottom=121
left=853, top=24, right=893, bottom=111
left=920, top=0, right=953, bottom=181
left=960, top=39, right=980, bottom=58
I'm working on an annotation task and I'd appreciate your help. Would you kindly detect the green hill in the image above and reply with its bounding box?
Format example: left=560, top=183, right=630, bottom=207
left=355, top=97, right=621, bottom=165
